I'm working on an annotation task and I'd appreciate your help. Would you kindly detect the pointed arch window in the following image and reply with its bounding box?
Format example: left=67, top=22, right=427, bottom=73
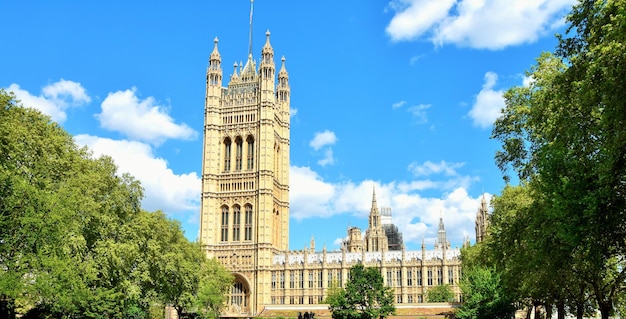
left=235, top=137, right=243, bottom=171
left=246, top=136, right=255, bottom=170
left=221, top=206, right=229, bottom=242
left=224, top=138, right=232, bottom=172
left=245, top=204, right=253, bottom=241
left=233, top=205, right=241, bottom=241
left=230, top=280, right=249, bottom=311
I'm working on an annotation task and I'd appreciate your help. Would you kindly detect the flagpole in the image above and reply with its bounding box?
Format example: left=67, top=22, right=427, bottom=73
left=249, top=0, right=254, bottom=56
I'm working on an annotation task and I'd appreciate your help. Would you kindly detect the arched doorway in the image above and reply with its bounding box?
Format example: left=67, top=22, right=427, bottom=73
left=228, top=274, right=251, bottom=315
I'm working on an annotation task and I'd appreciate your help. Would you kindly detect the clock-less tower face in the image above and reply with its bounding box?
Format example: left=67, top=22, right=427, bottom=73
left=199, top=32, right=290, bottom=317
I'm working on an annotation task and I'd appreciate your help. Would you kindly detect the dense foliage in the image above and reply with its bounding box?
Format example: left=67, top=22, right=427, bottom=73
left=327, top=264, right=395, bottom=319
left=426, top=285, right=455, bottom=303
left=471, top=0, right=626, bottom=318
left=0, top=89, right=233, bottom=318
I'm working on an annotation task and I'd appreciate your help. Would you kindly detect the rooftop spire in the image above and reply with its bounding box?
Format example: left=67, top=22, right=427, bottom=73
left=371, top=186, right=378, bottom=210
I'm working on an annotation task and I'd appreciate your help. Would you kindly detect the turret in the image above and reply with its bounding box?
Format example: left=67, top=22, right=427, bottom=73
left=207, top=37, right=223, bottom=98
left=277, top=56, right=290, bottom=113
left=259, top=30, right=275, bottom=103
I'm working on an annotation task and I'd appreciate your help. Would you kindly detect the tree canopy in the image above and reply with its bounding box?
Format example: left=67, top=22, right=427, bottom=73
left=487, top=0, right=626, bottom=318
left=327, top=264, right=395, bottom=319
left=426, top=285, right=455, bottom=303
left=0, top=89, right=233, bottom=318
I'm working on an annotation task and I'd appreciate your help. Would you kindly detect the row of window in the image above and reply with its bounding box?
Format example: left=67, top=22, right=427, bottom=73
left=270, top=267, right=458, bottom=290
left=221, top=204, right=253, bottom=242
left=224, top=136, right=254, bottom=172
left=222, top=113, right=256, bottom=124
left=269, top=294, right=449, bottom=305
left=219, top=181, right=255, bottom=192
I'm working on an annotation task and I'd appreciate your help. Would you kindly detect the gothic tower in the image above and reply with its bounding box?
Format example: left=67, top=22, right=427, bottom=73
left=475, top=194, right=490, bottom=243
left=199, top=30, right=290, bottom=316
left=365, top=188, right=388, bottom=252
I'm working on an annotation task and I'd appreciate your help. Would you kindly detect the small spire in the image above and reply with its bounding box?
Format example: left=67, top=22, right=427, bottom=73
left=210, top=36, right=220, bottom=60
left=371, top=186, right=378, bottom=209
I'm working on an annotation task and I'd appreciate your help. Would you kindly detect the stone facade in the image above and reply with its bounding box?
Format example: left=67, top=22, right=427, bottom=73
left=200, top=31, right=464, bottom=318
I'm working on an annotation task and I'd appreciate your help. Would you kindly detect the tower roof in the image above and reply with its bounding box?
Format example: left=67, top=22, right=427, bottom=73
left=262, top=30, right=273, bottom=55
left=210, top=37, right=220, bottom=60
left=279, top=56, right=288, bottom=77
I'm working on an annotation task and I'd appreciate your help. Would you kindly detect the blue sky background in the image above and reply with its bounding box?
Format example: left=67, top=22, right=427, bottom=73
left=2, top=0, right=575, bottom=251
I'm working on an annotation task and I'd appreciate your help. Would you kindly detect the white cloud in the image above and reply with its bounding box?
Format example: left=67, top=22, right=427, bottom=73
left=74, top=134, right=201, bottom=215
left=386, top=0, right=575, bottom=49
left=468, top=72, right=505, bottom=128
left=42, top=79, right=91, bottom=105
left=317, top=148, right=335, bottom=167
left=96, top=88, right=197, bottom=145
left=309, top=130, right=337, bottom=151
left=392, top=100, right=407, bottom=108
left=386, top=0, right=456, bottom=42
left=290, top=108, right=298, bottom=117
left=407, top=103, right=431, bottom=123
left=290, top=162, right=486, bottom=248
left=522, top=75, right=534, bottom=87
left=6, top=79, right=91, bottom=123
left=408, top=160, right=465, bottom=177
left=289, top=166, right=336, bottom=220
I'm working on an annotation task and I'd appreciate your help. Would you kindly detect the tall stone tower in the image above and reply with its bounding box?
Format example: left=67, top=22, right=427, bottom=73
left=365, top=188, right=388, bottom=252
left=199, top=30, right=290, bottom=316
left=475, top=194, right=489, bottom=243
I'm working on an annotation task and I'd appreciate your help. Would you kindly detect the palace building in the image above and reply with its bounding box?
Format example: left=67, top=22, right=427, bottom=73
left=199, top=31, right=465, bottom=318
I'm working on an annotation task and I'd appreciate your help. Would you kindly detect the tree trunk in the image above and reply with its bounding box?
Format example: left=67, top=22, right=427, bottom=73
left=545, top=303, right=552, bottom=319
left=576, top=301, right=584, bottom=319
left=598, top=303, right=611, bottom=319
left=556, top=301, right=565, bottom=319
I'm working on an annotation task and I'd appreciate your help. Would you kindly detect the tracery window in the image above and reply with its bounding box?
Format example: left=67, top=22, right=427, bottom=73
left=221, top=206, right=229, bottom=242
left=233, top=205, right=241, bottom=241
left=223, top=138, right=231, bottom=171
left=244, top=204, right=253, bottom=241
left=235, top=137, right=243, bottom=171
left=246, top=136, right=255, bottom=170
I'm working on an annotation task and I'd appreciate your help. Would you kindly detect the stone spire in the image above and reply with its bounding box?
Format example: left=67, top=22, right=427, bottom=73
left=475, top=194, right=490, bottom=243
left=435, top=216, right=449, bottom=249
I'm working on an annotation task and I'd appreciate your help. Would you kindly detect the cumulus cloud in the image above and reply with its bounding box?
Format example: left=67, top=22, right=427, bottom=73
left=6, top=79, right=91, bottom=123
left=96, top=88, right=197, bottom=145
left=289, top=166, right=336, bottom=219
left=318, top=149, right=335, bottom=167
left=309, top=130, right=338, bottom=167
left=409, top=160, right=465, bottom=177
left=386, top=0, right=456, bottom=42
left=290, top=162, right=486, bottom=248
left=468, top=72, right=505, bottom=128
left=386, top=0, right=575, bottom=49
left=74, top=134, right=201, bottom=215
left=309, top=130, right=337, bottom=150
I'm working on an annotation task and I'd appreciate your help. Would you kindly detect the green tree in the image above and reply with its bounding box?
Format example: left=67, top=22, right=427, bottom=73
left=492, top=1, right=626, bottom=318
left=455, top=264, right=515, bottom=319
left=426, top=285, right=455, bottom=303
left=194, top=258, right=234, bottom=319
left=327, top=264, right=395, bottom=319
left=0, top=89, right=234, bottom=318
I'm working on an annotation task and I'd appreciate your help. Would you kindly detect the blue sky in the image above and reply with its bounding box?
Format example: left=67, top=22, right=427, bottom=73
left=2, top=0, right=575, bottom=251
